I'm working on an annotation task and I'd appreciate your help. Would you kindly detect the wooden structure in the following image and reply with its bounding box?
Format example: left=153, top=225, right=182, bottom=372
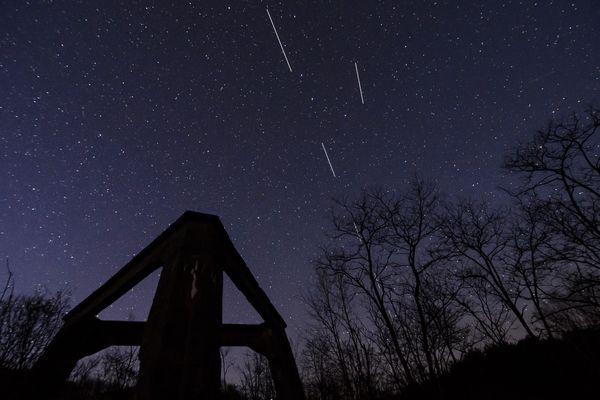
left=28, top=211, right=304, bottom=399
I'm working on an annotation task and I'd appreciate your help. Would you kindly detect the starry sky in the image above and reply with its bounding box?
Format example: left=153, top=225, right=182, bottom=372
left=1, top=0, right=599, bottom=341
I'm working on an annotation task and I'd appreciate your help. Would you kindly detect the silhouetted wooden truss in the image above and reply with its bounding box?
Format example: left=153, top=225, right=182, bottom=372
left=28, top=211, right=305, bottom=399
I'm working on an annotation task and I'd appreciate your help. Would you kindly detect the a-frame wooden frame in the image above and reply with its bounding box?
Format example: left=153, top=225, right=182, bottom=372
left=28, top=211, right=305, bottom=400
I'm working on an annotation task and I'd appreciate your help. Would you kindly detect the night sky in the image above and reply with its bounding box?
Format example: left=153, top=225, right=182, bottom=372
left=1, top=0, right=599, bottom=341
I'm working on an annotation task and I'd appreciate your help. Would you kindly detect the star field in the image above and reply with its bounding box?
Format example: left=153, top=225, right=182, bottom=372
left=1, top=0, right=599, bottom=339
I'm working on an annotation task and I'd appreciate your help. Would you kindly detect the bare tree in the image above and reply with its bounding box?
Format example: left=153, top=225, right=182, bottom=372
left=440, top=201, right=536, bottom=339
left=0, top=258, right=16, bottom=364
left=312, top=180, right=472, bottom=391
left=304, top=271, right=353, bottom=398
left=418, top=276, right=472, bottom=370
left=68, top=355, right=101, bottom=384
left=373, top=179, right=451, bottom=380
left=504, top=107, right=600, bottom=250
left=301, top=331, right=343, bottom=400
left=0, top=260, right=70, bottom=370
left=505, top=199, right=557, bottom=338
left=504, top=106, right=600, bottom=330
left=220, top=347, right=235, bottom=388
left=66, top=354, right=103, bottom=398
left=239, top=351, right=275, bottom=400
left=315, top=188, right=415, bottom=388
left=303, top=268, right=379, bottom=399
left=100, top=346, right=139, bottom=390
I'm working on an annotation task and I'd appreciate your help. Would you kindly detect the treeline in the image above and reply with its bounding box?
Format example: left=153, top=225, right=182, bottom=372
left=299, top=106, right=600, bottom=399
left=0, top=266, right=68, bottom=372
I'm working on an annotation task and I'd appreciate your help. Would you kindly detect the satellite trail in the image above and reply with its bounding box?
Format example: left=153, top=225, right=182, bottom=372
left=266, top=8, right=293, bottom=72
left=354, top=62, right=364, bottom=104
left=321, top=142, right=337, bottom=178
left=353, top=222, right=363, bottom=243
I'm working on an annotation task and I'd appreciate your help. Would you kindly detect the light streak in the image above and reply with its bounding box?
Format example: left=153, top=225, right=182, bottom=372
left=354, top=62, right=364, bottom=104
left=266, top=8, right=293, bottom=72
left=321, top=142, right=337, bottom=178
left=353, top=222, right=363, bottom=243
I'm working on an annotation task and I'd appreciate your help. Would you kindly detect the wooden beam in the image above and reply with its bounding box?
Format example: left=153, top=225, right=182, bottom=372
left=63, top=212, right=221, bottom=324
left=26, top=318, right=145, bottom=399
left=219, top=323, right=270, bottom=355
left=64, top=211, right=285, bottom=329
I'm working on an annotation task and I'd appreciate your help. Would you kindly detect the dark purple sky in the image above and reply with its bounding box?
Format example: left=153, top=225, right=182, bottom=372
left=1, top=0, right=599, bottom=340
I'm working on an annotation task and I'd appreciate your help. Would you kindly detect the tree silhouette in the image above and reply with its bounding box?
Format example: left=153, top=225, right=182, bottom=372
left=505, top=106, right=600, bottom=331
left=308, top=180, right=472, bottom=396
left=238, top=351, right=275, bottom=400
left=303, top=268, right=379, bottom=399
left=439, top=201, right=536, bottom=338
left=0, top=261, right=70, bottom=371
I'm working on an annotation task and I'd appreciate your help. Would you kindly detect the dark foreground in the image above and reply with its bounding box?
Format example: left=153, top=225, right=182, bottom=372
left=2, top=327, right=599, bottom=400
left=401, top=327, right=600, bottom=400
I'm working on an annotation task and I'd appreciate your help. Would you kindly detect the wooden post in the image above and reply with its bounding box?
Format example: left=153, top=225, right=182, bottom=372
left=136, top=225, right=223, bottom=400
left=265, top=327, right=306, bottom=400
